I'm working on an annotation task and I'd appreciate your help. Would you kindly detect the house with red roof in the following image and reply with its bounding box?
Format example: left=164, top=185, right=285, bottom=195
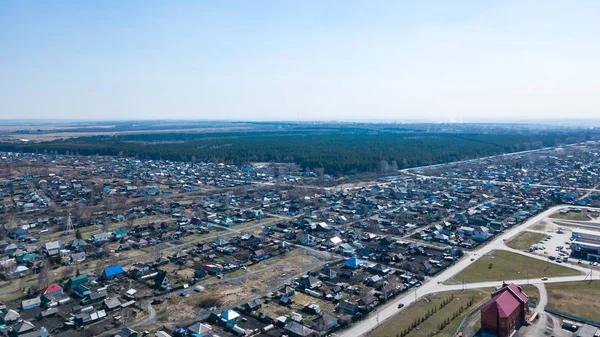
left=41, top=284, right=63, bottom=297
left=480, top=283, right=530, bottom=337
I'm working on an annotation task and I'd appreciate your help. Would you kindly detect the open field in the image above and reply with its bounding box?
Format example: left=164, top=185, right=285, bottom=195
left=546, top=281, right=600, bottom=322
left=201, top=249, right=330, bottom=309
left=507, top=232, right=547, bottom=251
left=452, top=250, right=580, bottom=283
left=0, top=126, right=256, bottom=141
left=550, top=210, right=591, bottom=221
left=368, top=288, right=492, bottom=337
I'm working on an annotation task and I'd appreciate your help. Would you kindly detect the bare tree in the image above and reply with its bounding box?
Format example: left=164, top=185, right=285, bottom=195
left=1, top=215, right=18, bottom=240
left=38, top=258, right=54, bottom=288
left=61, top=265, right=76, bottom=280
left=17, top=278, right=25, bottom=292
left=0, top=224, right=7, bottom=240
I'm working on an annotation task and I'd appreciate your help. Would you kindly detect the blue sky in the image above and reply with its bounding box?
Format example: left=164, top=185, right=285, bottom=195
left=1, top=1, right=599, bottom=121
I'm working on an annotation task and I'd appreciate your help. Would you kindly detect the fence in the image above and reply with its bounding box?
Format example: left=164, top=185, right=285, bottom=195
left=453, top=302, right=487, bottom=337
left=544, top=307, right=600, bottom=327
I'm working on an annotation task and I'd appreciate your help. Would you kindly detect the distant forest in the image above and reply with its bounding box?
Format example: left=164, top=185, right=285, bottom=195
left=0, top=130, right=596, bottom=175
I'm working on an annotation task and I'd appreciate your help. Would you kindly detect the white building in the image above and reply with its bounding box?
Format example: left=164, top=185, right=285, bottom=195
left=571, top=228, right=600, bottom=261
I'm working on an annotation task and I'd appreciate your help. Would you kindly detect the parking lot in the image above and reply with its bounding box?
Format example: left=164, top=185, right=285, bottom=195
left=526, top=224, right=600, bottom=271
left=527, top=227, right=573, bottom=263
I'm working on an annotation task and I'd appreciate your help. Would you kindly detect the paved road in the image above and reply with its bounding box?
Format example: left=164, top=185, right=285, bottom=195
left=533, top=283, right=548, bottom=313
left=580, top=182, right=600, bottom=200
left=338, top=205, right=600, bottom=337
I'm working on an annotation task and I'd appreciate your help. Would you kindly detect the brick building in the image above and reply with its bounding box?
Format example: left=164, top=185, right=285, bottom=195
left=480, top=283, right=530, bottom=337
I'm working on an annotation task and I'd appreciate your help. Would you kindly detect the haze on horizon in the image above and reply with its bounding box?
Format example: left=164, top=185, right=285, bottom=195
left=1, top=1, right=599, bottom=122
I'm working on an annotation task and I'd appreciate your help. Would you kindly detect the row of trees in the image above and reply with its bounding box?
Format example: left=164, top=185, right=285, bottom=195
left=394, top=295, right=476, bottom=337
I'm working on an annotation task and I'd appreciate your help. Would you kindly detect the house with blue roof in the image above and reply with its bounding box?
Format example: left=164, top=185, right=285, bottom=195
left=344, top=257, right=362, bottom=269
left=103, top=265, right=124, bottom=279
left=11, top=228, right=29, bottom=240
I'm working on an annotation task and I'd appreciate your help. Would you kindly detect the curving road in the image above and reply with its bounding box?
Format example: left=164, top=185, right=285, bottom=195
left=338, top=205, right=600, bottom=337
left=132, top=300, right=156, bottom=328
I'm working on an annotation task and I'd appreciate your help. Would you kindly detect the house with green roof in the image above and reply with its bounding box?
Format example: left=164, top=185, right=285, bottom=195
left=65, top=274, right=89, bottom=289
left=113, top=228, right=128, bottom=239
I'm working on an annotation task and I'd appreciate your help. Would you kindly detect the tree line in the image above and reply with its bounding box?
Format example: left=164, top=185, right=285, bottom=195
left=0, top=130, right=595, bottom=175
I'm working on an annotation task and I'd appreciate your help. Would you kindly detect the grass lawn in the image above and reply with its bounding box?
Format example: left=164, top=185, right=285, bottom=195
left=179, top=230, right=224, bottom=242
left=0, top=290, right=26, bottom=302
left=546, top=281, right=600, bottom=322
left=521, top=285, right=540, bottom=305
left=507, top=232, right=547, bottom=251
left=260, top=302, right=293, bottom=318
left=453, top=250, right=580, bottom=283
left=132, top=214, right=173, bottom=225
left=247, top=248, right=305, bottom=271
left=227, top=269, right=247, bottom=278
left=369, top=288, right=492, bottom=337
left=226, top=217, right=275, bottom=230
left=550, top=210, right=590, bottom=221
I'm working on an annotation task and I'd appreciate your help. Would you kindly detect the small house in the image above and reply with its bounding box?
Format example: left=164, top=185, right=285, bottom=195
left=73, top=284, right=91, bottom=298
left=474, top=226, right=490, bottom=242
left=103, top=297, right=122, bottom=311
left=65, top=274, right=89, bottom=289
left=186, top=322, right=213, bottom=337
left=154, top=271, right=170, bottom=289
left=344, top=257, right=362, bottom=269
left=21, top=297, right=41, bottom=310
left=70, top=252, right=86, bottom=264
left=41, top=284, right=63, bottom=297
left=0, top=309, right=20, bottom=324
left=284, top=320, right=316, bottom=337
left=114, top=327, right=139, bottom=337
left=103, top=265, right=124, bottom=279
left=9, top=320, right=37, bottom=337
left=241, top=299, right=262, bottom=313
left=336, top=300, right=359, bottom=315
